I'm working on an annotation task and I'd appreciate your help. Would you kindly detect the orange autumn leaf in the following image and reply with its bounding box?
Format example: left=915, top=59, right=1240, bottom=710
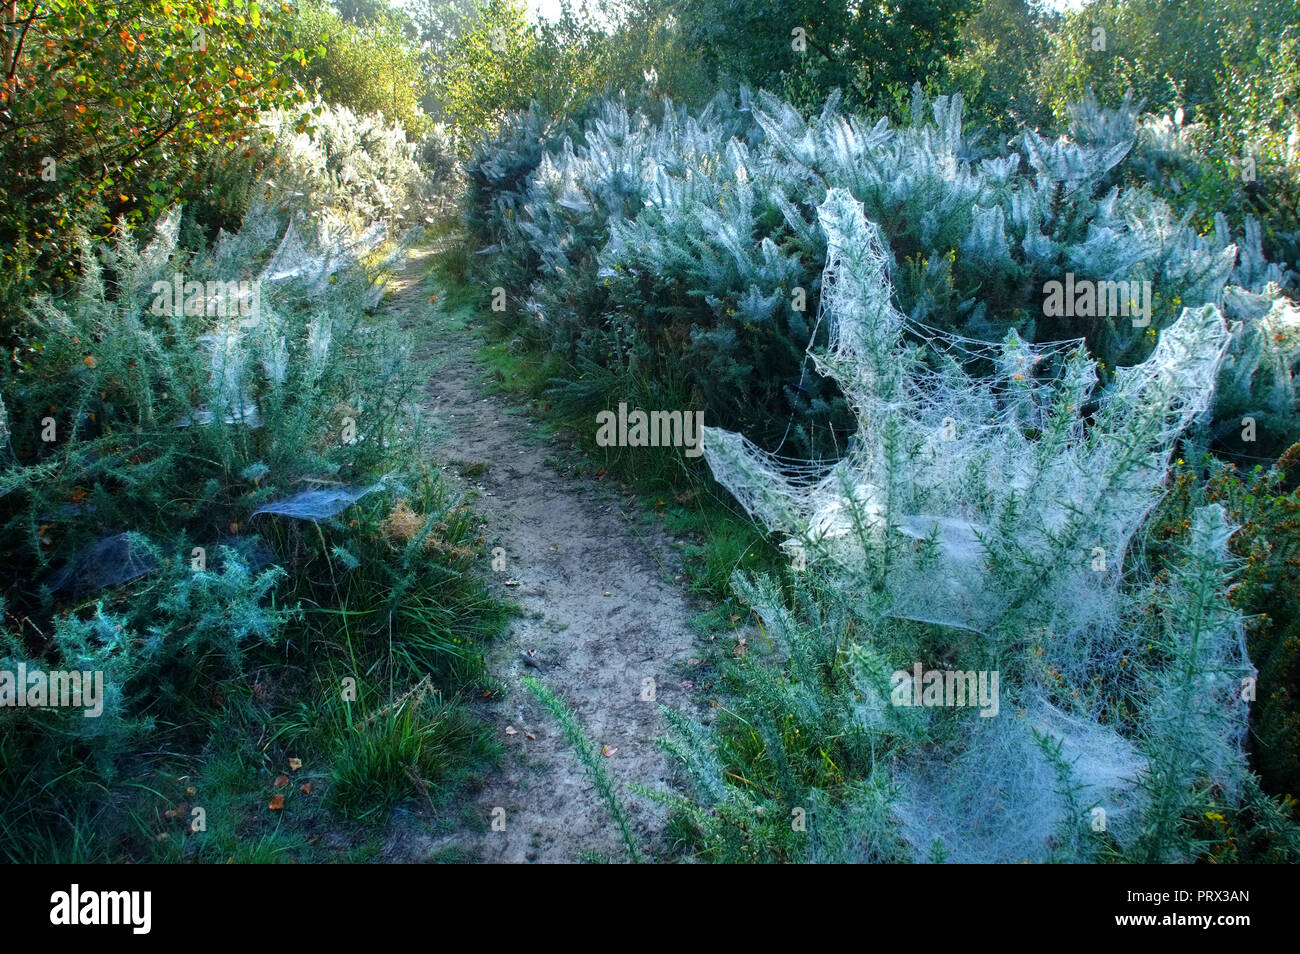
left=273, top=774, right=289, bottom=788
left=269, top=794, right=284, bottom=811
left=299, top=783, right=312, bottom=794
left=83, top=355, right=96, bottom=368
left=287, top=757, right=302, bottom=771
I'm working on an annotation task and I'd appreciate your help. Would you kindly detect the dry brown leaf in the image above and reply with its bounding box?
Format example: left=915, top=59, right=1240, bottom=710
left=287, top=757, right=303, bottom=771
left=273, top=774, right=289, bottom=788
left=269, top=794, right=285, bottom=811
left=602, top=744, right=617, bottom=758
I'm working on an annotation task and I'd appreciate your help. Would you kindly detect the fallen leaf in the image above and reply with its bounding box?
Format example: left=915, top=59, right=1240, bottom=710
left=83, top=355, right=96, bottom=368
left=602, top=744, right=617, bottom=758
left=505, top=725, right=518, bottom=736
left=525, top=732, right=536, bottom=740
left=287, top=757, right=302, bottom=771
left=185, top=786, right=197, bottom=796
left=269, top=794, right=284, bottom=811
left=274, top=774, right=289, bottom=788
left=299, top=783, right=313, bottom=794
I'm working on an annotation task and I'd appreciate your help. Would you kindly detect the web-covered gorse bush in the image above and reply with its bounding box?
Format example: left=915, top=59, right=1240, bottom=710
left=0, top=102, right=456, bottom=857
left=688, top=191, right=1259, bottom=862
left=468, top=88, right=1299, bottom=460
left=469, top=89, right=1300, bottom=861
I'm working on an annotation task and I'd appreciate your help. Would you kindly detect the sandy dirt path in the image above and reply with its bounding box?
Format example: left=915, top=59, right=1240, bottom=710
left=382, top=244, right=709, bottom=863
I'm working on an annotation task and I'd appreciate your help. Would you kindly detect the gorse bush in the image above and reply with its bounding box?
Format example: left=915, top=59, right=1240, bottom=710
left=2, top=198, right=409, bottom=610
left=1149, top=452, right=1300, bottom=810
left=469, top=89, right=1300, bottom=861
left=197, top=99, right=435, bottom=239
left=467, top=88, right=1300, bottom=461
left=0, top=101, right=497, bottom=859
left=1030, top=0, right=1300, bottom=271
left=682, top=191, right=1262, bottom=862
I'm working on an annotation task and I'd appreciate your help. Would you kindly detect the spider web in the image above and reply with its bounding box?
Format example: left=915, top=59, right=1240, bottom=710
left=704, top=186, right=1230, bottom=648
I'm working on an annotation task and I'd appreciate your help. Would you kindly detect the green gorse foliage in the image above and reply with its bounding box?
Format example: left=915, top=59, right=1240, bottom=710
left=468, top=87, right=1300, bottom=862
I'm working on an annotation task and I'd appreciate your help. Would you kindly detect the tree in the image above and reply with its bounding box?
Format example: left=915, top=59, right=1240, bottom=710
left=670, top=0, right=981, bottom=111
left=436, top=0, right=539, bottom=135
left=944, top=0, right=1056, bottom=134
left=0, top=0, right=309, bottom=313
left=287, top=1, right=430, bottom=136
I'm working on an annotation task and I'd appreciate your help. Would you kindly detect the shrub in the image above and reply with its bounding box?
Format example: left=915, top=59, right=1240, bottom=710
left=466, top=88, right=1300, bottom=460
left=0, top=0, right=308, bottom=316
left=1149, top=451, right=1300, bottom=806
left=1030, top=0, right=1300, bottom=268
left=677, top=191, right=1292, bottom=862
left=0, top=101, right=491, bottom=857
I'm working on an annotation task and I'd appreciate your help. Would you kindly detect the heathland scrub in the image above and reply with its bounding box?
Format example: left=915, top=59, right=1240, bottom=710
left=383, top=241, right=712, bottom=862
